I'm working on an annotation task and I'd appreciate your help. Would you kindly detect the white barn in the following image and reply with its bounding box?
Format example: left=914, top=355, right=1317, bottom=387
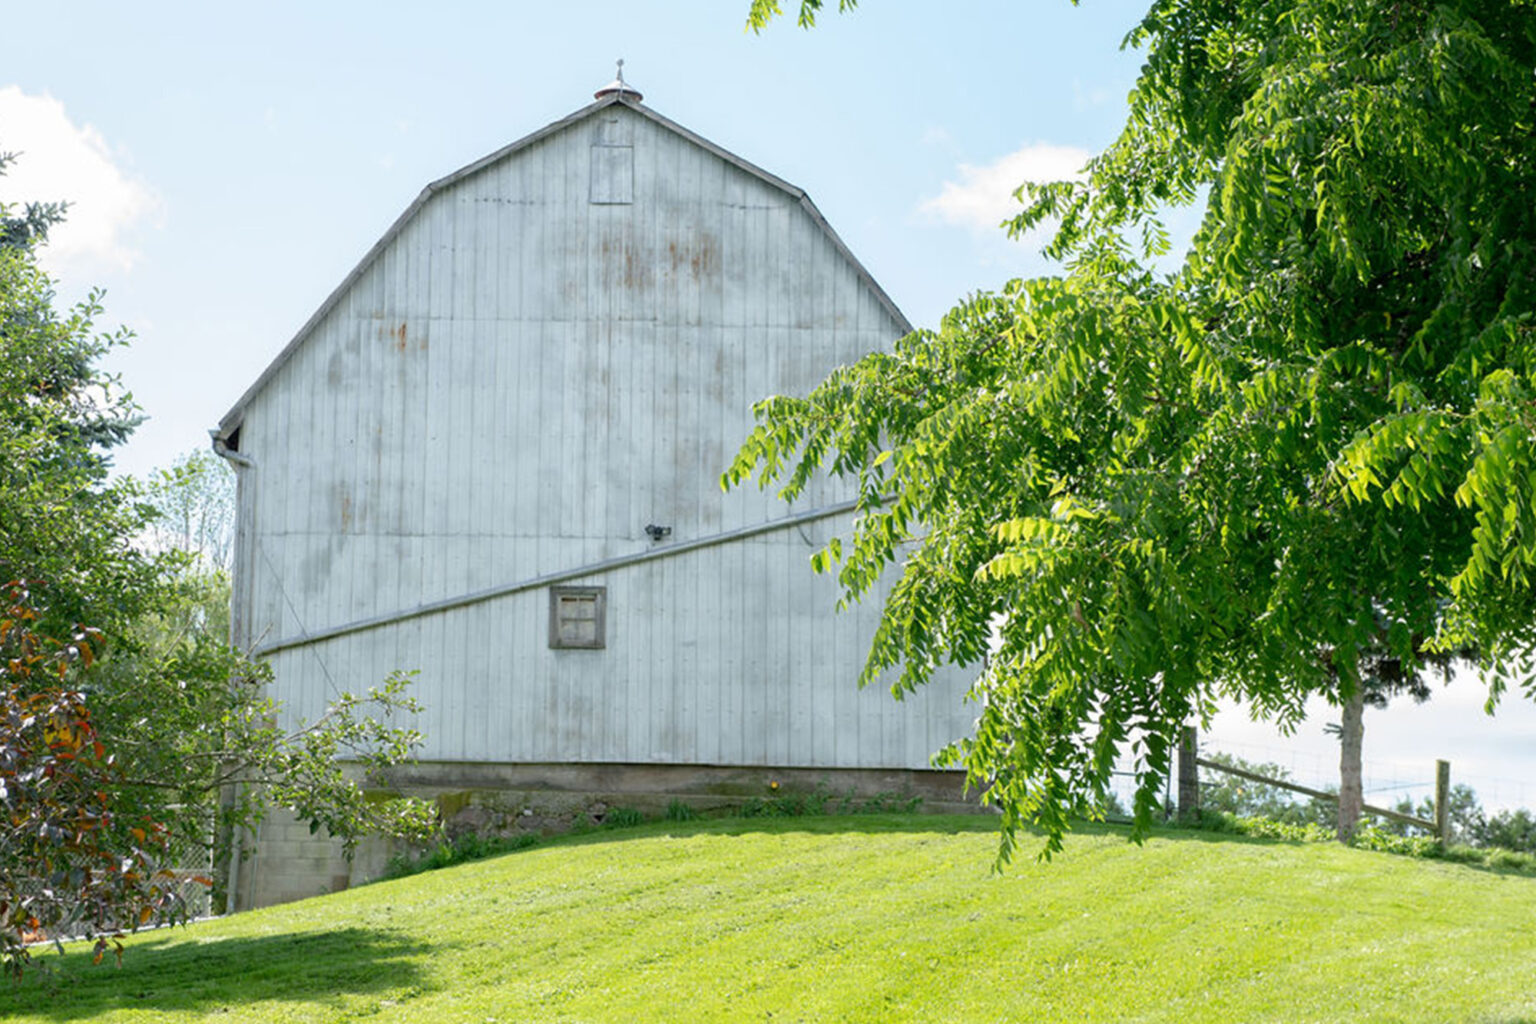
left=214, top=76, right=976, bottom=909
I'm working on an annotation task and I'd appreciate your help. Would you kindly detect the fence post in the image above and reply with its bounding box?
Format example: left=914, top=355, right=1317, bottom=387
left=1435, top=759, right=1451, bottom=844
left=1178, top=726, right=1199, bottom=822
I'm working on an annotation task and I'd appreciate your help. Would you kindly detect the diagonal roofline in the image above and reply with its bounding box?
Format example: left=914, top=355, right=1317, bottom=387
left=214, top=93, right=912, bottom=439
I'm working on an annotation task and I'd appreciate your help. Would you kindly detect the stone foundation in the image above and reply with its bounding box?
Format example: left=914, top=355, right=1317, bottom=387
left=230, top=761, right=980, bottom=911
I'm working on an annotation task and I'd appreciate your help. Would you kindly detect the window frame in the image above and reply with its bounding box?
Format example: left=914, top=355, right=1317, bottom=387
left=548, top=585, right=607, bottom=649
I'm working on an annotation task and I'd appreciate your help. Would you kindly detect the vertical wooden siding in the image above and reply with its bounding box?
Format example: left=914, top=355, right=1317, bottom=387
left=233, top=105, right=974, bottom=768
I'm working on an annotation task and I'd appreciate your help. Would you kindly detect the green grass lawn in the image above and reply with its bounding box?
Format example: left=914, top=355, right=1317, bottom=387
left=4, top=815, right=1535, bottom=1023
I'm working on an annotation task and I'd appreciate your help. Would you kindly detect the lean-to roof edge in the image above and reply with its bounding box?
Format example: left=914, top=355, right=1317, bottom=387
left=214, top=93, right=913, bottom=440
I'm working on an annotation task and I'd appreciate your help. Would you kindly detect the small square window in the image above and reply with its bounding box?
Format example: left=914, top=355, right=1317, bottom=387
left=549, top=586, right=606, bottom=649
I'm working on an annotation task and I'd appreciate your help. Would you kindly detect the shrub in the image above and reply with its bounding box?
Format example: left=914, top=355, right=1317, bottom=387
left=1487, top=848, right=1536, bottom=872
left=1350, top=826, right=1441, bottom=858
left=664, top=799, right=698, bottom=822
left=1476, top=810, right=1536, bottom=854
left=1186, top=814, right=1536, bottom=876
left=738, top=784, right=924, bottom=819
left=604, top=807, right=646, bottom=829
left=836, top=788, right=923, bottom=814
left=1190, top=811, right=1334, bottom=843
left=382, top=831, right=539, bottom=880
left=739, top=784, right=831, bottom=818
left=1438, top=844, right=1489, bottom=867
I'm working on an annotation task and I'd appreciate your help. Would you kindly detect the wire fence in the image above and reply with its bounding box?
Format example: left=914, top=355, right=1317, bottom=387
left=20, top=834, right=214, bottom=944
left=1190, top=736, right=1534, bottom=815
left=1097, top=734, right=1532, bottom=827
left=165, top=835, right=216, bottom=921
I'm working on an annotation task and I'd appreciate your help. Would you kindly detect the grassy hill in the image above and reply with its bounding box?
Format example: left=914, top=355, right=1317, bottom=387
left=5, top=815, right=1535, bottom=1023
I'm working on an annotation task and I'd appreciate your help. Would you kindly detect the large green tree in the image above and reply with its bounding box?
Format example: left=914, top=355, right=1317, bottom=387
left=0, top=159, right=147, bottom=634
left=730, top=0, right=1536, bottom=856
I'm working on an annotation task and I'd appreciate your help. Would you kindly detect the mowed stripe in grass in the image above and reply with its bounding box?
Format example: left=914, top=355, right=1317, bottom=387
left=5, top=815, right=1536, bottom=1023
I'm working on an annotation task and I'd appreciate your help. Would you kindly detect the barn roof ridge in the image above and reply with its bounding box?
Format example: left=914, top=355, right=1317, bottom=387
left=214, top=92, right=912, bottom=439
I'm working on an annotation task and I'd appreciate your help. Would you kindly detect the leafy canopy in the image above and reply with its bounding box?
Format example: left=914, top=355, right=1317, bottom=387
left=728, top=0, right=1536, bottom=857
left=746, top=0, right=856, bottom=32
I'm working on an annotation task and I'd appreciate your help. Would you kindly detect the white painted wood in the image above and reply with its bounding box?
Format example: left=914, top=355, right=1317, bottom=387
left=222, top=99, right=975, bottom=771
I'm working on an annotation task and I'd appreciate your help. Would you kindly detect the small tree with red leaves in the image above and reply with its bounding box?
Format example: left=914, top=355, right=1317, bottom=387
left=0, top=583, right=200, bottom=980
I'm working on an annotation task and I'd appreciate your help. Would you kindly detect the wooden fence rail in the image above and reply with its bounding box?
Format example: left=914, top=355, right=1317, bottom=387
left=1177, top=727, right=1451, bottom=842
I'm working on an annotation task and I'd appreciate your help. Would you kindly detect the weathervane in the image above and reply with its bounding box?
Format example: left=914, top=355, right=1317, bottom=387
left=594, top=59, right=643, bottom=102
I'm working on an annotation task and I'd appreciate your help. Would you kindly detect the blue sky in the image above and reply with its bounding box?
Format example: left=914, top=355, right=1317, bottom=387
left=2, top=0, right=1146, bottom=478
left=2, top=0, right=1531, bottom=813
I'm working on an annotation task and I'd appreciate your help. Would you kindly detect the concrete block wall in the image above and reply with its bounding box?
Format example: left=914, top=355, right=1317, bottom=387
left=233, top=814, right=356, bottom=911
left=233, top=761, right=984, bottom=911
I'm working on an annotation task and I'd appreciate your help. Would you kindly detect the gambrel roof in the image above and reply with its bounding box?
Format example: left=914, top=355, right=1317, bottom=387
left=215, top=92, right=911, bottom=441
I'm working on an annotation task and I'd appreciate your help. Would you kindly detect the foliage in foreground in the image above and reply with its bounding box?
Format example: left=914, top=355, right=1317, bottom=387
left=0, top=594, right=193, bottom=978
left=0, top=157, right=437, bottom=975
left=5, top=817, right=1536, bottom=1023
left=729, top=0, right=1536, bottom=858
left=0, top=582, right=437, bottom=977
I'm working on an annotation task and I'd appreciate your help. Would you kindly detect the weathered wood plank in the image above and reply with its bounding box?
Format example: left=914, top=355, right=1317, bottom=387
left=230, top=98, right=974, bottom=772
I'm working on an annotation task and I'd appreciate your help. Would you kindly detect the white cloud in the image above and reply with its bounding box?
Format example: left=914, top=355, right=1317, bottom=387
left=0, top=87, right=159, bottom=275
left=920, top=142, right=1091, bottom=233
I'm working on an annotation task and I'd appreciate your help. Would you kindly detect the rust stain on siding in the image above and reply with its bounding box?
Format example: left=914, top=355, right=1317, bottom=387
left=692, top=234, right=719, bottom=280
left=666, top=233, right=720, bottom=282
left=601, top=233, right=654, bottom=292
left=376, top=320, right=410, bottom=353
left=623, top=243, right=653, bottom=291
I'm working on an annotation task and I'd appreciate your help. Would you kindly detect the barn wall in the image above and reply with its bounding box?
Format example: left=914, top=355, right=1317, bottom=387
left=229, top=102, right=975, bottom=773
left=252, top=516, right=971, bottom=769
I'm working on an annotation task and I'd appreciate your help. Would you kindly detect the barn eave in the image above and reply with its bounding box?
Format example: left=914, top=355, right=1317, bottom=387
left=213, top=92, right=912, bottom=442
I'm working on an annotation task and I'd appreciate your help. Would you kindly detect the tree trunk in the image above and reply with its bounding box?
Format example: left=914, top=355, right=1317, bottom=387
left=1177, top=726, right=1199, bottom=823
left=1336, top=687, right=1366, bottom=843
